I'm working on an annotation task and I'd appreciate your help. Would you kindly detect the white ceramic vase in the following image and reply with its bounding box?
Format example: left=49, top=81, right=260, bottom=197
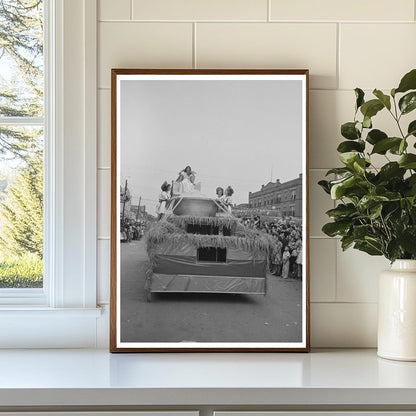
left=378, top=259, right=416, bottom=361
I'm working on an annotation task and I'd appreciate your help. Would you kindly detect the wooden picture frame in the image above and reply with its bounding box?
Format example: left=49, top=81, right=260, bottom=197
left=110, top=69, right=310, bottom=352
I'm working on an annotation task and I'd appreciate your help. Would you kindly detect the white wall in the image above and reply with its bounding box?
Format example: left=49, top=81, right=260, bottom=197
left=96, top=0, right=416, bottom=347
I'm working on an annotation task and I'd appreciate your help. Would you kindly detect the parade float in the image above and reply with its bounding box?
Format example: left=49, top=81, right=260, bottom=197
left=144, top=183, right=275, bottom=302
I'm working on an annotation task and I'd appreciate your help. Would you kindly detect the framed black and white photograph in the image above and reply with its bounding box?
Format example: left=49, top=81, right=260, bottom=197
left=110, top=69, right=309, bottom=352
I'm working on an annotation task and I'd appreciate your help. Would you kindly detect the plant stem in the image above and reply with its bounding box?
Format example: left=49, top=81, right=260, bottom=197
left=390, top=98, right=406, bottom=139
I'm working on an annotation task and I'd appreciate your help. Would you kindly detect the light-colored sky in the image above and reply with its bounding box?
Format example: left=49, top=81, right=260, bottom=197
left=120, top=79, right=303, bottom=215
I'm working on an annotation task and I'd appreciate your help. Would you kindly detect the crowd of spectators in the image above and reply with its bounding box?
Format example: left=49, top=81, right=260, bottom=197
left=120, top=218, right=147, bottom=242
left=240, top=216, right=303, bottom=279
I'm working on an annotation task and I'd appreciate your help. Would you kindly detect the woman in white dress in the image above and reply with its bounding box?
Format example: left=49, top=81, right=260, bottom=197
left=216, top=187, right=225, bottom=201
left=223, top=186, right=234, bottom=213
left=176, top=165, right=196, bottom=194
left=156, top=181, right=171, bottom=220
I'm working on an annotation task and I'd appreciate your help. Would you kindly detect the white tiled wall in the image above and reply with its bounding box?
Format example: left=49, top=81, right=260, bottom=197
left=96, top=0, right=416, bottom=347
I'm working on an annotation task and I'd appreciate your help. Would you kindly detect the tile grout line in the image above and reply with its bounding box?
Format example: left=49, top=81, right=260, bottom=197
left=334, top=230, right=338, bottom=303
left=336, top=22, right=340, bottom=90
left=308, top=168, right=337, bottom=171
left=97, top=167, right=357, bottom=173
left=130, top=0, right=133, bottom=20
left=193, top=22, right=197, bottom=68
left=309, top=235, right=338, bottom=239
left=96, top=166, right=339, bottom=172
left=96, top=87, right=393, bottom=93
left=311, top=301, right=378, bottom=305
left=97, top=19, right=415, bottom=24
left=267, top=0, right=271, bottom=22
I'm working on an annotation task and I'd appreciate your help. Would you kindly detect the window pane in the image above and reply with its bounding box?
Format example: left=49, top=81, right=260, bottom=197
left=0, top=0, right=44, bottom=117
left=0, top=126, right=43, bottom=288
left=0, top=0, right=44, bottom=290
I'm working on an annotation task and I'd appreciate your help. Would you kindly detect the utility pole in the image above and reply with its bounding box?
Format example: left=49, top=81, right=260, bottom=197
left=122, top=179, right=128, bottom=222
left=136, top=196, right=141, bottom=220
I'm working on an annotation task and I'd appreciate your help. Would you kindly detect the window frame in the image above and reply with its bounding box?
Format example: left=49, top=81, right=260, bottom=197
left=0, top=0, right=100, bottom=348
left=0, top=1, right=48, bottom=305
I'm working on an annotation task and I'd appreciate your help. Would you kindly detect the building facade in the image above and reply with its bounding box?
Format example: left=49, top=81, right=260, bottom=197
left=248, top=174, right=302, bottom=217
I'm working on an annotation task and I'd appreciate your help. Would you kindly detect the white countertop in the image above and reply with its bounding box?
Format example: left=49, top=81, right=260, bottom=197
left=0, top=349, right=416, bottom=407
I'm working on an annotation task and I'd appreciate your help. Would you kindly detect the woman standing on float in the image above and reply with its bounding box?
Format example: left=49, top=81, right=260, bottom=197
left=156, top=181, right=171, bottom=220
left=176, top=165, right=196, bottom=193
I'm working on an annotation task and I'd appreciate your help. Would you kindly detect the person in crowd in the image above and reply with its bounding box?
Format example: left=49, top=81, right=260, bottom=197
left=176, top=165, right=196, bottom=193
left=120, top=218, right=133, bottom=242
left=156, top=181, right=171, bottom=220
left=280, top=232, right=289, bottom=251
left=282, top=246, right=291, bottom=279
left=296, top=243, right=303, bottom=280
left=132, top=222, right=139, bottom=240
left=290, top=247, right=298, bottom=278
left=271, top=236, right=283, bottom=277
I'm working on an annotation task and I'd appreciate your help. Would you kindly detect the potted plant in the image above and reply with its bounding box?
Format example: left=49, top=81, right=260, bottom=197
left=319, top=68, right=416, bottom=361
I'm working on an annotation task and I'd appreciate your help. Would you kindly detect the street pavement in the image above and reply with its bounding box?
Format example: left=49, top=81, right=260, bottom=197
left=120, top=239, right=303, bottom=343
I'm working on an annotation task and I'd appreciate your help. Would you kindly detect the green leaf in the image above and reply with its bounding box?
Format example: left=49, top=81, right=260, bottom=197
left=395, top=69, right=416, bottom=94
left=407, top=196, right=416, bottom=207
left=410, top=207, right=416, bottom=223
left=362, top=116, right=372, bottom=129
left=330, top=175, right=363, bottom=200
left=369, top=203, right=383, bottom=219
left=373, top=89, right=391, bottom=110
left=366, top=129, right=387, bottom=145
left=378, top=162, right=406, bottom=181
left=355, top=88, right=365, bottom=111
left=360, top=99, right=384, bottom=119
left=337, top=140, right=365, bottom=153
left=354, top=241, right=383, bottom=256
left=326, top=203, right=356, bottom=219
left=341, top=235, right=355, bottom=251
left=339, top=151, right=360, bottom=166
left=399, top=139, right=407, bottom=154
left=353, top=158, right=366, bottom=173
left=325, top=167, right=351, bottom=176
left=398, top=227, right=416, bottom=255
left=399, top=153, right=416, bottom=169
left=384, top=204, right=400, bottom=222
left=399, top=91, right=416, bottom=115
left=365, top=236, right=384, bottom=251
left=371, top=137, right=402, bottom=154
left=322, top=221, right=351, bottom=237
left=341, top=122, right=361, bottom=140
left=405, top=175, right=416, bottom=196
left=387, top=240, right=402, bottom=262
left=329, top=183, right=346, bottom=200
left=330, top=176, right=353, bottom=200
left=406, top=174, right=416, bottom=188
left=390, top=139, right=407, bottom=155
left=357, top=195, right=389, bottom=211
left=318, top=180, right=331, bottom=194
left=352, top=224, right=373, bottom=239
left=407, top=120, right=416, bottom=137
